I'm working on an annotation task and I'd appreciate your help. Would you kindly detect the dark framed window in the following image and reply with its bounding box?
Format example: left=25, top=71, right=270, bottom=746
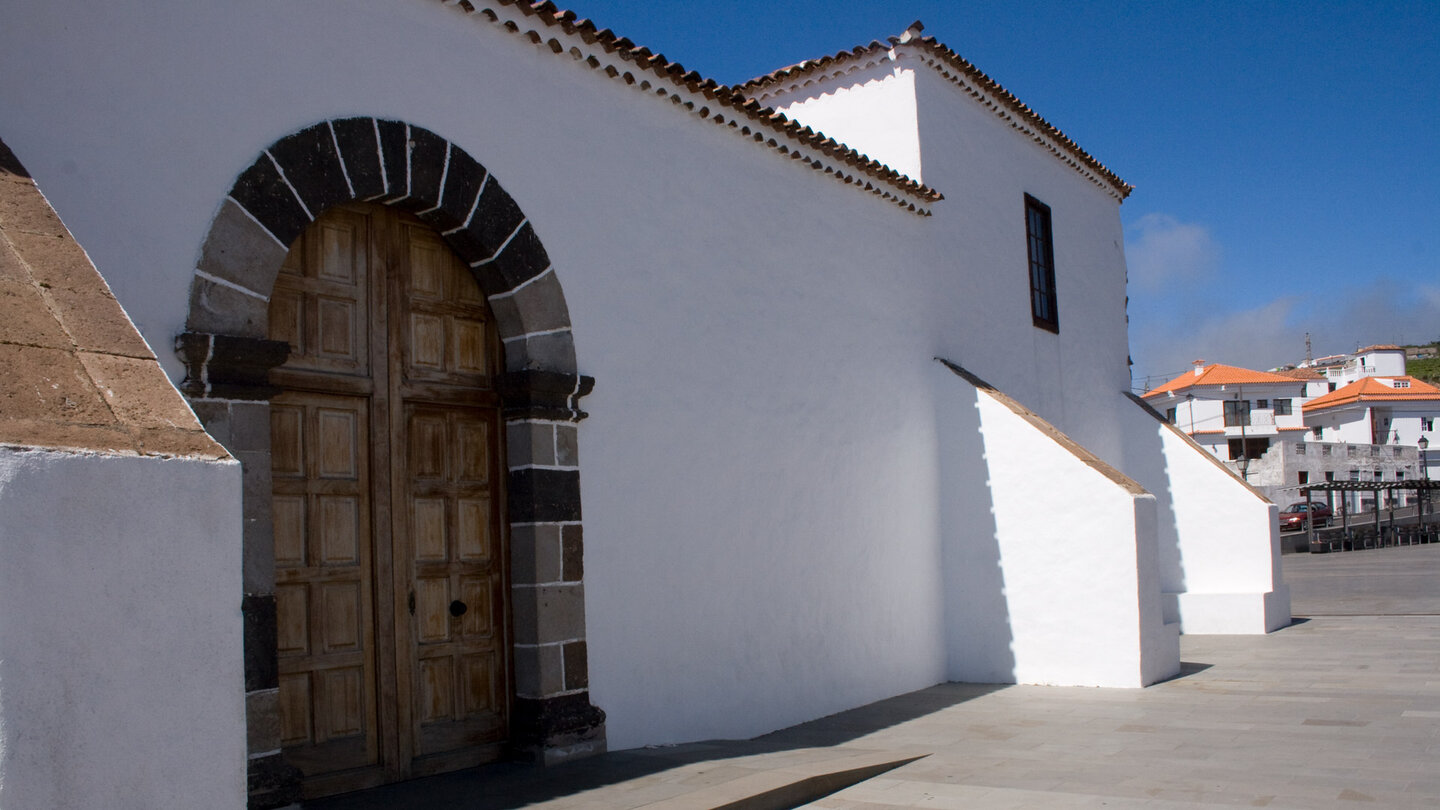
left=1257, top=399, right=1269, bottom=409
left=1227, top=437, right=1269, bottom=459
left=1165, top=406, right=1177, bottom=424
left=1024, top=194, right=1058, bottom=332
left=1274, top=399, right=1292, bottom=416
left=1223, top=399, right=1251, bottom=427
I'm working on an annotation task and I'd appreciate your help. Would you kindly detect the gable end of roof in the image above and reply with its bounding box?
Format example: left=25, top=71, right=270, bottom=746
left=734, top=29, right=1132, bottom=201
left=440, top=0, right=943, bottom=214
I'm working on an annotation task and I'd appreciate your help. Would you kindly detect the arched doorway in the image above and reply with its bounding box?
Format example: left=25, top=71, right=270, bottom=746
left=175, top=119, right=604, bottom=808
left=269, top=203, right=508, bottom=795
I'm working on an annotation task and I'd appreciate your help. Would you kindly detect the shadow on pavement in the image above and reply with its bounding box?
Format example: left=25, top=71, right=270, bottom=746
left=305, top=682, right=1008, bottom=809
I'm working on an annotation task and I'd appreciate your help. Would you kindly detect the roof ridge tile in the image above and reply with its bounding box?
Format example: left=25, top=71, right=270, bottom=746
left=451, top=1, right=941, bottom=212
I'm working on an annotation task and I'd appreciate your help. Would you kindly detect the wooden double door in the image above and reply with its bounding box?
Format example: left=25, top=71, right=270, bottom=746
left=268, top=203, right=510, bottom=797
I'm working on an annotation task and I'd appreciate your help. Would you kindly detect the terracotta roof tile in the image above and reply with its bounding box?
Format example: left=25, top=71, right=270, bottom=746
left=450, top=1, right=943, bottom=214
left=734, top=24, right=1132, bottom=199
left=1142, top=363, right=1306, bottom=399
left=1303, top=376, right=1440, bottom=413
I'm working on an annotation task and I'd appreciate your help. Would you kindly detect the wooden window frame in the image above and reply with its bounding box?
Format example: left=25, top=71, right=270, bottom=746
left=1024, top=194, right=1059, bottom=333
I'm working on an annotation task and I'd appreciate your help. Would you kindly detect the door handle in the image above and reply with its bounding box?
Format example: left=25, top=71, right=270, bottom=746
left=449, top=600, right=468, bottom=617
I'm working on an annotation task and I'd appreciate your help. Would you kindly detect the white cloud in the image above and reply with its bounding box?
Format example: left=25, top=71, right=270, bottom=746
left=1130, top=282, right=1440, bottom=391
left=1124, top=213, right=1220, bottom=291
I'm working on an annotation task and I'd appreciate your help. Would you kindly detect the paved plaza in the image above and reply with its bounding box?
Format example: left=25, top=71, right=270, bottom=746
left=313, top=544, right=1440, bottom=809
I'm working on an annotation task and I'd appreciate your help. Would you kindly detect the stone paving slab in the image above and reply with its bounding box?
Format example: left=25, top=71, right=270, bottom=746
left=311, top=543, right=1440, bottom=810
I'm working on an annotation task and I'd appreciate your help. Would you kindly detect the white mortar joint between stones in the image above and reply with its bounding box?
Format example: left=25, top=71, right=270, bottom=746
left=508, top=520, right=582, bottom=527
left=505, top=417, right=578, bottom=428
left=501, top=325, right=570, bottom=343
left=416, top=141, right=454, bottom=217
left=488, top=263, right=553, bottom=300
left=224, top=194, right=287, bottom=248
left=514, top=638, right=585, bottom=649
left=194, top=269, right=268, bottom=302
left=371, top=118, right=390, bottom=198
left=326, top=120, right=358, bottom=200
left=468, top=215, right=528, bottom=268
left=443, top=171, right=491, bottom=237
left=201, top=333, right=214, bottom=398
left=263, top=149, right=315, bottom=222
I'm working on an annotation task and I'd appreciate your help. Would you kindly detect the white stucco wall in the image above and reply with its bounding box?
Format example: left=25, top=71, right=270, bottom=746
left=764, top=62, right=925, bottom=181
left=0, top=0, right=1177, bottom=754
left=0, top=448, right=244, bottom=809
left=910, top=66, right=1134, bottom=464
left=1119, top=405, right=1290, bottom=635
left=935, top=367, right=1178, bottom=688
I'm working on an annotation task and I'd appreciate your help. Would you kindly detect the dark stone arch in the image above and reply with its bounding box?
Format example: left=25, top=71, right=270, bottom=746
left=175, top=119, right=601, bottom=808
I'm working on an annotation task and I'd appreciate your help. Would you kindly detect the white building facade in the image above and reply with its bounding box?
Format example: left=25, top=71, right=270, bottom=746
left=0, top=3, right=1287, bottom=807
left=1304, top=344, right=1410, bottom=389
left=1143, top=362, right=1314, bottom=466
left=1305, top=376, right=1440, bottom=482
left=1146, top=356, right=1437, bottom=510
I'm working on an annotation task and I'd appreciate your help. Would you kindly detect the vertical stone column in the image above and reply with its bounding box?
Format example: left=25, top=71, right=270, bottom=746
left=500, top=370, right=605, bottom=763
left=176, top=332, right=299, bottom=809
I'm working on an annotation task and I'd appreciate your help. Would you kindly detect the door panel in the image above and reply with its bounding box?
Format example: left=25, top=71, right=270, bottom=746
left=271, top=393, right=379, bottom=776
left=272, top=206, right=371, bottom=377
left=403, top=403, right=508, bottom=764
left=270, top=204, right=508, bottom=797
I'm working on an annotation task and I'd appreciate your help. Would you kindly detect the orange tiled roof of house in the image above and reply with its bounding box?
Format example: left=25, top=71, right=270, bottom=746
left=1357, top=344, right=1403, bottom=353
left=1303, top=376, right=1440, bottom=413
left=1142, top=363, right=1303, bottom=399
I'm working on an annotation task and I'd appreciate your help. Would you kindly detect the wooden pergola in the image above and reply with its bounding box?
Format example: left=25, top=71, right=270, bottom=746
left=1291, top=480, right=1440, bottom=552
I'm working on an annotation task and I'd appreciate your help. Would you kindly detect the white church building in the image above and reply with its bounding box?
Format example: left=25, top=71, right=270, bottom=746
left=0, top=2, right=1289, bottom=807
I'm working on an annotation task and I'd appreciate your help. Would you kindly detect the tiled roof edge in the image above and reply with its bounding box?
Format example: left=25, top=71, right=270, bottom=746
left=735, top=32, right=1133, bottom=201
left=1303, top=377, right=1440, bottom=412
left=437, top=1, right=944, bottom=215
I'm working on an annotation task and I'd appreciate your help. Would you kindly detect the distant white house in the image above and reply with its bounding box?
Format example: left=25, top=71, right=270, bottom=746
left=1299, top=344, right=1410, bottom=391
left=1143, top=361, right=1314, bottom=467
left=1305, top=375, right=1440, bottom=481
left=1145, top=354, right=1435, bottom=510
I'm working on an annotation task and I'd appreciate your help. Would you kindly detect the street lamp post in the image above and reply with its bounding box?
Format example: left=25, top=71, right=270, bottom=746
left=1419, top=436, right=1430, bottom=533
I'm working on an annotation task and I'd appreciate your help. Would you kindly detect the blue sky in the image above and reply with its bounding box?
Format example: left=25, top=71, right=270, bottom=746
left=569, top=1, right=1439, bottom=389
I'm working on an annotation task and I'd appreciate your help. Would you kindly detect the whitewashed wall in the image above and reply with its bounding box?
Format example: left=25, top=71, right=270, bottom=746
left=1323, top=409, right=1378, bottom=445
left=1119, top=406, right=1290, bottom=635
left=0, top=0, right=1167, bottom=751
left=0, top=448, right=244, bottom=809
left=765, top=62, right=925, bottom=181
left=935, top=367, right=1178, bottom=687
left=912, top=67, right=1134, bottom=463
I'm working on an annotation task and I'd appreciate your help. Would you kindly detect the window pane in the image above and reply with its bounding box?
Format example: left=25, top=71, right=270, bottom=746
left=1024, top=195, right=1057, bottom=331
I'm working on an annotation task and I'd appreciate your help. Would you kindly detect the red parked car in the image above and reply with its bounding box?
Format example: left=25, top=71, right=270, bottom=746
left=1279, top=501, right=1332, bottom=531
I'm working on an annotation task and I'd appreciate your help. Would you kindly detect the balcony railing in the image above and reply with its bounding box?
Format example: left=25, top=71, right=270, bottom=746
left=1222, top=412, right=1275, bottom=428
